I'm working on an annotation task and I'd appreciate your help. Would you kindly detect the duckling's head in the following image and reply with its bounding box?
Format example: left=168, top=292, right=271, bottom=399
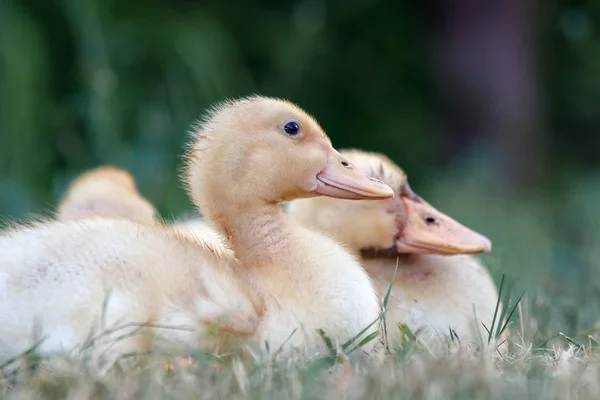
left=288, top=150, right=492, bottom=256
left=184, top=97, right=393, bottom=217
left=56, top=166, right=157, bottom=222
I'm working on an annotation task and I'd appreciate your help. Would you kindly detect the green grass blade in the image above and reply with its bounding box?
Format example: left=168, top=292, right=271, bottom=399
left=497, top=290, right=526, bottom=338
left=316, top=329, right=336, bottom=356
left=381, top=257, right=399, bottom=353
left=341, top=314, right=382, bottom=352
left=488, top=274, right=505, bottom=343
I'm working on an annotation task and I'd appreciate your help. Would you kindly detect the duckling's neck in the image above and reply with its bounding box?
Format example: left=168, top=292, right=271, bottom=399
left=209, top=202, right=293, bottom=267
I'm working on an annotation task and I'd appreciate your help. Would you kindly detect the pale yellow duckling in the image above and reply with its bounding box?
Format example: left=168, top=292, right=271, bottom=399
left=56, top=166, right=157, bottom=223
left=287, top=150, right=501, bottom=350
left=0, top=97, right=394, bottom=365
left=55, top=166, right=225, bottom=249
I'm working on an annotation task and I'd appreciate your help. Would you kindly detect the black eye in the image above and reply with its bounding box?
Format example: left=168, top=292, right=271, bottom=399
left=284, top=121, right=300, bottom=136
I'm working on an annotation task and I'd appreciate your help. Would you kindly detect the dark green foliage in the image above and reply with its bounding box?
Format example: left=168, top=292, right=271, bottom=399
left=0, top=0, right=435, bottom=218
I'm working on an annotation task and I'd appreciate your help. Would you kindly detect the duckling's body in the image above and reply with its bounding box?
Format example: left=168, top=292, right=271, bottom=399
left=0, top=216, right=375, bottom=359
left=0, top=219, right=256, bottom=358
left=362, top=255, right=497, bottom=344
left=0, top=97, right=393, bottom=364
left=237, top=218, right=379, bottom=352
left=287, top=150, right=500, bottom=349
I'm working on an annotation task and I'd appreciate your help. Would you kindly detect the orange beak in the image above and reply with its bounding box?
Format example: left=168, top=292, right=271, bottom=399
left=315, top=147, right=394, bottom=200
left=395, top=183, right=492, bottom=254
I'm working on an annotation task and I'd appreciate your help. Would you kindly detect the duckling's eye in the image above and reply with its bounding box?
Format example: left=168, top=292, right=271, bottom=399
left=284, top=122, right=300, bottom=136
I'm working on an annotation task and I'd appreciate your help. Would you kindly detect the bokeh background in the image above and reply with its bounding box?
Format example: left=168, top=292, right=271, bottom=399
left=1, top=0, right=599, bottom=345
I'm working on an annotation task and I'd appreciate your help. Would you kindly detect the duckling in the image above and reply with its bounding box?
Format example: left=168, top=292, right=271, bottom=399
left=287, top=150, right=500, bottom=350
left=56, top=166, right=157, bottom=223
left=0, top=97, right=393, bottom=365
left=56, top=166, right=225, bottom=249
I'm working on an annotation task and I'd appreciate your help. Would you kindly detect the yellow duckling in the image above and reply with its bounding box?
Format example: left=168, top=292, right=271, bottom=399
left=0, top=97, right=393, bottom=365
left=56, top=166, right=157, bottom=223
left=55, top=166, right=226, bottom=250
left=287, top=150, right=500, bottom=350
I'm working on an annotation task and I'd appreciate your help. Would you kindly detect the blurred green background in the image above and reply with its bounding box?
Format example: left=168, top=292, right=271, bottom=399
left=1, top=0, right=600, bottom=345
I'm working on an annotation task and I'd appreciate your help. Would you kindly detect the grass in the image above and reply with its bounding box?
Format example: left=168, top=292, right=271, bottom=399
left=2, top=321, right=600, bottom=399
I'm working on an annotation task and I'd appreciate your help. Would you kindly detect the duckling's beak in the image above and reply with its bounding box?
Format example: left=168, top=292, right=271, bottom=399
left=395, top=183, right=492, bottom=254
left=315, top=148, right=394, bottom=200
